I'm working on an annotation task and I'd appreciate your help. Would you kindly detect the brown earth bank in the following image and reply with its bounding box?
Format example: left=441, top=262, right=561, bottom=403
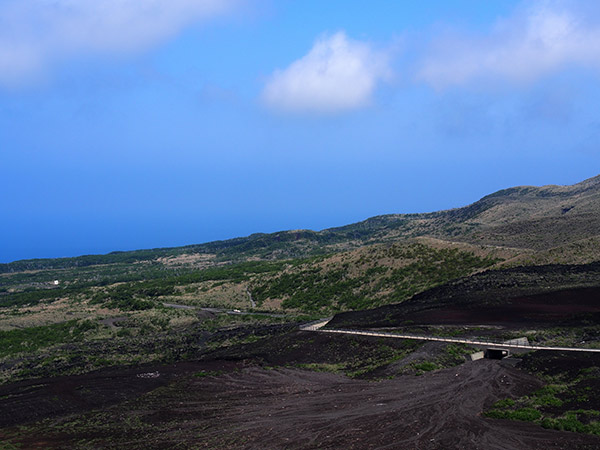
left=329, top=262, right=600, bottom=329
left=2, top=332, right=600, bottom=449
left=386, top=286, right=600, bottom=328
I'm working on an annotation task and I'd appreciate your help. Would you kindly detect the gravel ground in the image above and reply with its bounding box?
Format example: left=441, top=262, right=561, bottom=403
left=2, top=353, right=600, bottom=449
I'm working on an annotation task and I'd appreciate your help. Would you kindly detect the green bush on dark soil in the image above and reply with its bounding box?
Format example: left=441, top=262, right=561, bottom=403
left=251, top=244, right=498, bottom=313
left=194, top=370, right=224, bottom=378
left=412, top=361, right=438, bottom=373
left=0, top=320, right=98, bottom=358
left=485, top=407, right=542, bottom=422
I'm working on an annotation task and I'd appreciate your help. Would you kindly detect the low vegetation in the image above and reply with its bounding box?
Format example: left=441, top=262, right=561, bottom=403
left=0, top=320, right=97, bottom=358
left=251, top=244, right=499, bottom=313
left=484, top=352, right=600, bottom=436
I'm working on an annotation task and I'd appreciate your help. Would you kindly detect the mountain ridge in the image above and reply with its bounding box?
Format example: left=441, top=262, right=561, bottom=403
left=2, top=173, right=599, bottom=272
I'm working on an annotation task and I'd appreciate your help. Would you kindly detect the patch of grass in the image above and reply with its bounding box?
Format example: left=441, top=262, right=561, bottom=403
left=541, top=411, right=600, bottom=434
left=296, top=363, right=345, bottom=373
left=0, top=441, right=22, bottom=450
left=0, top=320, right=97, bottom=358
left=533, top=394, right=564, bottom=407
left=412, top=361, right=438, bottom=375
left=493, top=398, right=516, bottom=409
left=290, top=340, right=422, bottom=380
left=194, top=370, right=224, bottom=378
left=484, top=369, right=600, bottom=437
left=486, top=407, right=542, bottom=422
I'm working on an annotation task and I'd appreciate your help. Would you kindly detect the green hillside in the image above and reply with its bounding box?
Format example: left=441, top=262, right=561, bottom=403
left=1, top=174, right=600, bottom=385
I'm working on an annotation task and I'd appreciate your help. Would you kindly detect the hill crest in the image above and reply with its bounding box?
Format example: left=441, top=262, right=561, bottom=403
left=2, top=173, right=599, bottom=271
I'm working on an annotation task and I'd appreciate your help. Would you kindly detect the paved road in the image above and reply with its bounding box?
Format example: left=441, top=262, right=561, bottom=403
left=301, top=319, right=600, bottom=353
left=163, top=303, right=196, bottom=310
left=162, top=302, right=286, bottom=318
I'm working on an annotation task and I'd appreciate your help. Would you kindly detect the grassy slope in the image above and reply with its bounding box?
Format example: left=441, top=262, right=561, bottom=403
left=1, top=174, right=600, bottom=385
left=0, top=239, right=503, bottom=385
left=327, top=261, right=600, bottom=331
left=250, top=242, right=500, bottom=313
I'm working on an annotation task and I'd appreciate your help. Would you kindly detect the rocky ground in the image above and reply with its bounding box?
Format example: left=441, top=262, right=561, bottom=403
left=1, top=330, right=600, bottom=449
left=3, top=261, right=600, bottom=449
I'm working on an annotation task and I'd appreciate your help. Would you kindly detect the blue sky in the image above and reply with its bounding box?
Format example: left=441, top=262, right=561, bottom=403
left=1, top=0, right=600, bottom=263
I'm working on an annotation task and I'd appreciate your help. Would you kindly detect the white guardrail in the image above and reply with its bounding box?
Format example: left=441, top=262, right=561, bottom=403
left=300, top=320, right=600, bottom=353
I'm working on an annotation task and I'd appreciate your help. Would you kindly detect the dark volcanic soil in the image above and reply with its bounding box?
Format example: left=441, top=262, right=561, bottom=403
left=0, top=360, right=241, bottom=428
left=181, top=361, right=599, bottom=450
left=330, top=263, right=600, bottom=329
left=396, top=287, right=600, bottom=327
left=2, top=332, right=600, bottom=449
left=2, top=359, right=600, bottom=449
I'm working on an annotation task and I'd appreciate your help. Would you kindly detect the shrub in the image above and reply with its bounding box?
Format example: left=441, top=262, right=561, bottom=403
left=413, top=361, right=438, bottom=372
left=511, top=408, right=542, bottom=422
left=493, top=398, right=516, bottom=409
left=0, top=320, right=98, bottom=358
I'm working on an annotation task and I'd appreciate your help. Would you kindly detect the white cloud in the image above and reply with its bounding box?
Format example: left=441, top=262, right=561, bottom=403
left=418, top=1, right=600, bottom=88
left=0, top=0, right=238, bottom=87
left=262, top=32, right=391, bottom=114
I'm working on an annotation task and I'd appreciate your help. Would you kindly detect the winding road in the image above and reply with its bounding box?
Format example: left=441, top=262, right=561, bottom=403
left=162, top=303, right=286, bottom=318
left=301, top=318, right=600, bottom=353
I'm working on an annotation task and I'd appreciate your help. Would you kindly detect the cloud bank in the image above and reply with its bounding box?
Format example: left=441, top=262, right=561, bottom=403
left=262, top=32, right=391, bottom=114
left=418, top=1, right=600, bottom=88
left=0, top=0, right=238, bottom=87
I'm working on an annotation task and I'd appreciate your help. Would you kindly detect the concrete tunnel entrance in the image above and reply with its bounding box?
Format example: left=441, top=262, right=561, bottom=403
left=470, top=349, right=510, bottom=361
left=470, top=338, right=527, bottom=361
left=484, top=349, right=510, bottom=360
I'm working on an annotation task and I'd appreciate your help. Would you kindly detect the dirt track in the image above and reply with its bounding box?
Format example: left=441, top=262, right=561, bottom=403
left=4, top=358, right=600, bottom=449
left=186, top=361, right=599, bottom=449
left=2, top=328, right=600, bottom=449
